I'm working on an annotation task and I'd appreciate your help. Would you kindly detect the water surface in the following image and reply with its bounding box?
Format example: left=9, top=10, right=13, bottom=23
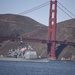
left=0, top=61, right=75, bottom=75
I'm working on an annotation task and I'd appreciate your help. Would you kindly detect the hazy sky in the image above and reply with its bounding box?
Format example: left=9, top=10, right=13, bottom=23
left=0, top=0, right=75, bottom=25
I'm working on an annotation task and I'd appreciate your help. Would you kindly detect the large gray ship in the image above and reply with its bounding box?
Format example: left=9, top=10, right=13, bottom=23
left=0, top=45, right=49, bottom=62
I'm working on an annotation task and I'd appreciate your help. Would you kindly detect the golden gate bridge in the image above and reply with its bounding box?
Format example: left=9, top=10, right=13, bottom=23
left=0, top=0, right=75, bottom=60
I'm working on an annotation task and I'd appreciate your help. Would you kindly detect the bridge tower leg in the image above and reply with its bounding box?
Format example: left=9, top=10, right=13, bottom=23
left=47, top=0, right=57, bottom=60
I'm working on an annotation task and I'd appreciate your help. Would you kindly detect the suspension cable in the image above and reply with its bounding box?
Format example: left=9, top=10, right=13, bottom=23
left=18, top=1, right=50, bottom=15
left=58, top=1, right=75, bottom=18
left=57, top=5, right=73, bottom=19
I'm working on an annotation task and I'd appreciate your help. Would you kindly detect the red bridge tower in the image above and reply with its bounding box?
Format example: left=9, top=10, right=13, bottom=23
left=47, top=0, right=57, bottom=60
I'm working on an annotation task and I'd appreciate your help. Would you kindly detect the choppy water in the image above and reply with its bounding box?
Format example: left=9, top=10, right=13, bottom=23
left=0, top=61, right=75, bottom=75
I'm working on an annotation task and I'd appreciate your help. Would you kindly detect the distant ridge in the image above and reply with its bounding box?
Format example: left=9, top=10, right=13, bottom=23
left=0, top=14, right=75, bottom=60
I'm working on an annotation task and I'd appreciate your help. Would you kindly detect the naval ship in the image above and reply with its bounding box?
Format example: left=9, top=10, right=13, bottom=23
left=0, top=45, right=49, bottom=62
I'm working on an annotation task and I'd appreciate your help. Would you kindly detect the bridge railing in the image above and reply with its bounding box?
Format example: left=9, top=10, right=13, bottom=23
left=0, top=36, right=75, bottom=46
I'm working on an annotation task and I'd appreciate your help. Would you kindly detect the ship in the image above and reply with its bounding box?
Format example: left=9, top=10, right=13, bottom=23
left=0, top=45, right=49, bottom=62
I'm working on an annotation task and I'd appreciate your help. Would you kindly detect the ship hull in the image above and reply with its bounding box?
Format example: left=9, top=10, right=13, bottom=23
left=0, top=57, right=49, bottom=62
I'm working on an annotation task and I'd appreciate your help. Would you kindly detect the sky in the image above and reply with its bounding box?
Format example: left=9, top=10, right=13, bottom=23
left=0, top=0, right=75, bottom=25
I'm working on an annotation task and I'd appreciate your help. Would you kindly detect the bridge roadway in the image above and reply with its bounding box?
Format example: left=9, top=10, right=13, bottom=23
left=0, top=36, right=75, bottom=46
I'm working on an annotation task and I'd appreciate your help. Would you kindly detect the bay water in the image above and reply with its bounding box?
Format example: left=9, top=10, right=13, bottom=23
left=0, top=60, right=75, bottom=75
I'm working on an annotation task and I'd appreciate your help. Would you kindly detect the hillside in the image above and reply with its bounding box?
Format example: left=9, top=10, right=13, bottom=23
left=0, top=14, right=47, bottom=38
left=56, top=19, right=75, bottom=60
left=0, top=14, right=47, bottom=57
left=0, top=14, right=75, bottom=60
